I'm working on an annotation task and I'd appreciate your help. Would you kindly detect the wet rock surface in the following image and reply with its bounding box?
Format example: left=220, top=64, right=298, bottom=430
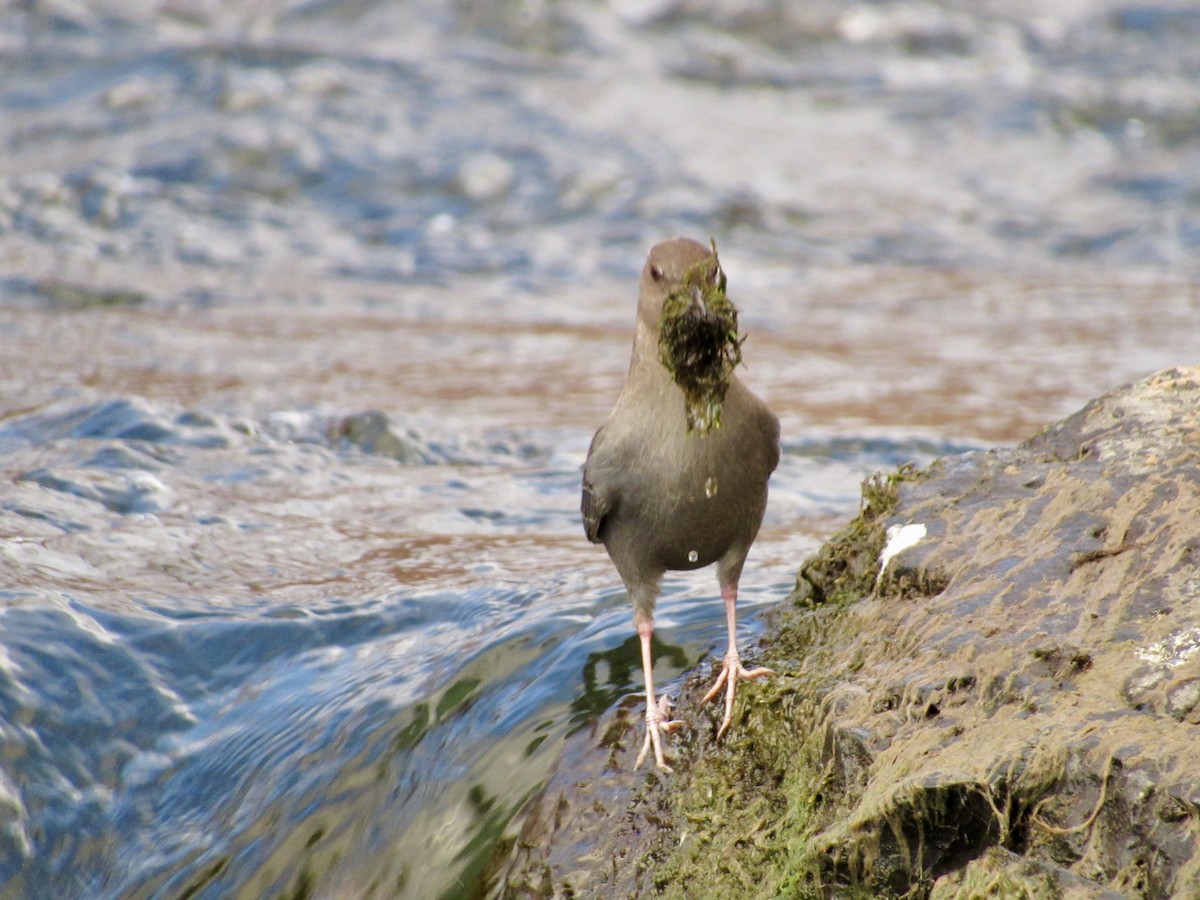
left=493, top=366, right=1200, bottom=898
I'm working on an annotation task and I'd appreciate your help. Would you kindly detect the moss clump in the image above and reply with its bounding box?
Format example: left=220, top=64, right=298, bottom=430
left=657, top=240, right=744, bottom=433
left=791, top=464, right=924, bottom=608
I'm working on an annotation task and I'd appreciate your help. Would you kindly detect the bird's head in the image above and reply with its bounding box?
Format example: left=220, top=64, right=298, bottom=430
left=638, top=238, right=744, bottom=432
left=637, top=238, right=721, bottom=327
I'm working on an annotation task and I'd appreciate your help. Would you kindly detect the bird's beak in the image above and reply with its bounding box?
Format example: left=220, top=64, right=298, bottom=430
left=689, top=285, right=707, bottom=315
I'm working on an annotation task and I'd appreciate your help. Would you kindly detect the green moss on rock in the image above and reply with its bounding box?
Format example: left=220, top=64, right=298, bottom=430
left=648, top=619, right=847, bottom=898
left=790, top=464, right=923, bottom=608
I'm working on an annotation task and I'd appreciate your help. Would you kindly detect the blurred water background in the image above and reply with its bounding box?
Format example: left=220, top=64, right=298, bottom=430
left=1, top=0, right=1198, bottom=896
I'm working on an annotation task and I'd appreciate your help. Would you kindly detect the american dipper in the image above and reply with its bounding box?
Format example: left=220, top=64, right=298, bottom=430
left=582, top=237, right=780, bottom=770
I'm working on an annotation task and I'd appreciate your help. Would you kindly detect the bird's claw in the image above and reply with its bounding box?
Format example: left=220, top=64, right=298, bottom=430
left=635, top=694, right=685, bottom=771
left=701, top=649, right=773, bottom=739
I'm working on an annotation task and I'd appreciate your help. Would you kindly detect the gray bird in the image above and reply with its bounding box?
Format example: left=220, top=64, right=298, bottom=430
left=582, top=237, right=780, bottom=771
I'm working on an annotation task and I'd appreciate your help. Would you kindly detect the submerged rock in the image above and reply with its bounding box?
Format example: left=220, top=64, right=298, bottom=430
left=330, top=410, right=440, bottom=465
left=490, top=366, right=1200, bottom=898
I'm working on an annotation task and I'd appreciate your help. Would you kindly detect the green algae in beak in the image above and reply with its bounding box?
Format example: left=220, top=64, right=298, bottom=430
left=657, top=241, right=744, bottom=433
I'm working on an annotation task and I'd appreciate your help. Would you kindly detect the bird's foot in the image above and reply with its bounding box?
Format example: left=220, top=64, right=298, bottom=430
left=635, top=694, right=685, bottom=772
left=701, top=648, right=773, bottom=740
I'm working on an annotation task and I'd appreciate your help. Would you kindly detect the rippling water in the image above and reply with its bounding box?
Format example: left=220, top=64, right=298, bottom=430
left=1, top=0, right=1198, bottom=897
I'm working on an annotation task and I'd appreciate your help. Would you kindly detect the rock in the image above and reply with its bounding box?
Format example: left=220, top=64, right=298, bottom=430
left=456, top=153, right=515, bottom=203
left=489, top=367, right=1200, bottom=898
left=102, top=75, right=166, bottom=111
left=331, top=410, right=439, bottom=465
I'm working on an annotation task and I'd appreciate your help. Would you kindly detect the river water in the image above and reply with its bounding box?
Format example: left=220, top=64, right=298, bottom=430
left=1, top=1, right=1198, bottom=897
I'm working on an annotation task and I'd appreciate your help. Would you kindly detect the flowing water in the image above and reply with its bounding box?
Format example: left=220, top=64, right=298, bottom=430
left=1, top=1, right=1198, bottom=897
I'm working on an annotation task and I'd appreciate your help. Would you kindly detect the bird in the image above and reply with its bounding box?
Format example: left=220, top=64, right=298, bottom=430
left=581, top=237, right=780, bottom=771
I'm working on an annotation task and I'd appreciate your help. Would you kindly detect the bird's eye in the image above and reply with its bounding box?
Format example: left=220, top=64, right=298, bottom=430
left=650, top=264, right=664, bottom=280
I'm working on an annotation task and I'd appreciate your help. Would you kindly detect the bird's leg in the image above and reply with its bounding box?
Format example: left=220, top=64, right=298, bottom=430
left=702, top=583, right=773, bottom=739
left=634, top=616, right=684, bottom=771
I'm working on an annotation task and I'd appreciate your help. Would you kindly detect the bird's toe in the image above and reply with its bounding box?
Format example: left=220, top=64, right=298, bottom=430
left=636, top=695, right=680, bottom=771
left=704, top=651, right=775, bottom=739
left=636, top=723, right=674, bottom=772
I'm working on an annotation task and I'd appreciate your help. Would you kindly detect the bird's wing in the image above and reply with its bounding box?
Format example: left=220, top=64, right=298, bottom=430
left=765, top=409, right=782, bottom=475
left=581, top=476, right=610, bottom=544
left=581, top=428, right=615, bottom=544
